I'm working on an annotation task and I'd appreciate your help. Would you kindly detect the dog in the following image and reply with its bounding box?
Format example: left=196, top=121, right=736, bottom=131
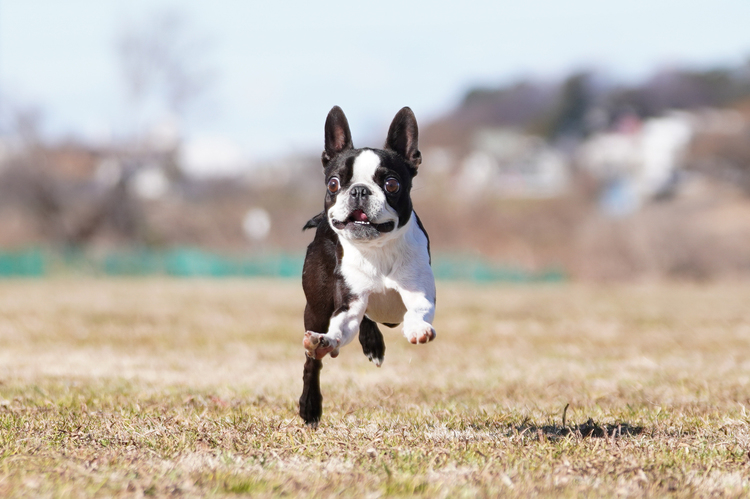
left=298, top=106, right=437, bottom=425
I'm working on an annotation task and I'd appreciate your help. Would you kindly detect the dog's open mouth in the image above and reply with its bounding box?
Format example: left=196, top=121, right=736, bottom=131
left=331, top=210, right=395, bottom=233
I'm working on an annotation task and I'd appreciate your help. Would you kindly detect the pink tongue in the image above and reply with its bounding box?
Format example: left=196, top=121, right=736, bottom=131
left=352, top=210, right=369, bottom=222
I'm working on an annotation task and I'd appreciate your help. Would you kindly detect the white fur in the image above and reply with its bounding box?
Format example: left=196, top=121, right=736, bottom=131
left=323, top=211, right=436, bottom=348
left=350, top=149, right=380, bottom=185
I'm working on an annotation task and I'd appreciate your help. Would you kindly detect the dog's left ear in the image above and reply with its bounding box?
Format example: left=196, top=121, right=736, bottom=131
left=385, top=107, right=422, bottom=173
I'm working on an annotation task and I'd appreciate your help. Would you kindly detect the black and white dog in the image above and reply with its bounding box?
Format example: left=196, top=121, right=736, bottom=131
left=299, top=106, right=436, bottom=425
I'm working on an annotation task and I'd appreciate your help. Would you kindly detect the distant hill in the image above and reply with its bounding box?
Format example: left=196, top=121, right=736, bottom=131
left=422, top=62, right=750, bottom=150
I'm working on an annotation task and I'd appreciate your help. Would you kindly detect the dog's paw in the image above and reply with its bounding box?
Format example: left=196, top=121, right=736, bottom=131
left=303, top=331, right=340, bottom=359
left=368, top=353, right=384, bottom=367
left=403, top=322, right=436, bottom=344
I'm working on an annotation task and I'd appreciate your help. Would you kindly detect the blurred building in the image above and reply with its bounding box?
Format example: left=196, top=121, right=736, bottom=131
left=458, top=128, right=570, bottom=198
left=578, top=112, right=692, bottom=215
left=578, top=108, right=748, bottom=216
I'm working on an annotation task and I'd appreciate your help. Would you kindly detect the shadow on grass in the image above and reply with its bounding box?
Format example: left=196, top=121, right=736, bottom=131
left=516, top=419, right=644, bottom=440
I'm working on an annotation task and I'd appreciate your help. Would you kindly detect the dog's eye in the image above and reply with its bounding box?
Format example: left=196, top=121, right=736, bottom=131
left=385, top=177, right=400, bottom=194
left=327, top=177, right=340, bottom=194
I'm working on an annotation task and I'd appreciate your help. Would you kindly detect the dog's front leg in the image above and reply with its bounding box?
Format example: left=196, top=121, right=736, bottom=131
left=397, top=284, right=436, bottom=344
left=304, top=293, right=369, bottom=359
left=299, top=355, right=323, bottom=426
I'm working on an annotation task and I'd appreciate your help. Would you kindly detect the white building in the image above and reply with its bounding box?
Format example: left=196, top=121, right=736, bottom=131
left=458, top=128, right=570, bottom=198
left=577, top=112, right=696, bottom=215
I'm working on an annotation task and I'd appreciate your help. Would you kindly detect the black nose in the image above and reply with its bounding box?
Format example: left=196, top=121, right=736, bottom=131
left=349, top=185, right=371, bottom=200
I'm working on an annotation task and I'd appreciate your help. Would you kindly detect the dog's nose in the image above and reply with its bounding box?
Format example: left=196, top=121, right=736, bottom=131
left=349, top=184, right=371, bottom=200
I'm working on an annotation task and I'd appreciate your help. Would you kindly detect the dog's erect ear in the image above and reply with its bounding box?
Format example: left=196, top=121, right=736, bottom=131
left=322, top=106, right=353, bottom=167
left=385, top=107, right=421, bottom=172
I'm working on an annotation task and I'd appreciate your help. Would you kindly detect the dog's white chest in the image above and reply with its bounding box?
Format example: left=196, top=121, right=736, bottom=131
left=338, top=212, right=432, bottom=326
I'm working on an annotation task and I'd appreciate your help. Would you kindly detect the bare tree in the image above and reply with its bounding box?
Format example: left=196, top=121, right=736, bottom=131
left=116, top=9, right=216, bottom=126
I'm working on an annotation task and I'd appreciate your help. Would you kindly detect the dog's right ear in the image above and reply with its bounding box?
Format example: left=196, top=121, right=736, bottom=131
left=322, top=106, right=353, bottom=167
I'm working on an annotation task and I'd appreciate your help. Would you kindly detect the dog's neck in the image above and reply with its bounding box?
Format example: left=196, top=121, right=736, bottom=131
left=337, top=211, right=417, bottom=274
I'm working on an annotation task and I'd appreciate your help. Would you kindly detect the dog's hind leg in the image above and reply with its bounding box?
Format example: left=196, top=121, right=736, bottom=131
left=359, top=316, right=385, bottom=367
left=299, top=355, right=323, bottom=426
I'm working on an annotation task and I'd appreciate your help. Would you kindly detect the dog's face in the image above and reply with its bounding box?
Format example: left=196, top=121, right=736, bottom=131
left=321, top=106, right=422, bottom=242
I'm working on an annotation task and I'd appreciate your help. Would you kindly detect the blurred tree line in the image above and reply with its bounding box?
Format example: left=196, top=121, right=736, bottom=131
left=4, top=54, right=750, bottom=281
left=424, top=60, right=750, bottom=196
left=428, top=60, right=750, bottom=143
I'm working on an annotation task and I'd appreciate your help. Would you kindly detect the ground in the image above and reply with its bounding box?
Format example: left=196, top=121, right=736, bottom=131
left=1, top=278, right=750, bottom=497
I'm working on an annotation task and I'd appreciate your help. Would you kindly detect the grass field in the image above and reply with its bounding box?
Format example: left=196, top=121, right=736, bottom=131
left=1, top=279, right=750, bottom=497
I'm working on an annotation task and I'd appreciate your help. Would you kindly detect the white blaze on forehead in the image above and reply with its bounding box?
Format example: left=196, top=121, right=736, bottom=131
left=351, top=150, right=381, bottom=185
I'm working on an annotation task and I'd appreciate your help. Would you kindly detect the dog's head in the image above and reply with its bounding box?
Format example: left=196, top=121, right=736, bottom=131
left=321, top=106, right=422, bottom=243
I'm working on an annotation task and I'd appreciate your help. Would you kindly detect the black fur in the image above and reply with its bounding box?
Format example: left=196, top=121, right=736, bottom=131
left=321, top=106, right=353, bottom=167
left=414, top=212, right=431, bottom=264
left=299, top=356, right=323, bottom=425
left=300, top=215, right=358, bottom=425
left=359, top=316, right=385, bottom=364
left=385, top=107, right=422, bottom=171
left=302, top=212, right=325, bottom=231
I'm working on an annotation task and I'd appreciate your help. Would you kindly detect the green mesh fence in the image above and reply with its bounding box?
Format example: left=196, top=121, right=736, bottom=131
left=432, top=256, right=566, bottom=283
left=103, top=249, right=304, bottom=277
left=0, top=249, right=45, bottom=277
left=0, top=248, right=566, bottom=282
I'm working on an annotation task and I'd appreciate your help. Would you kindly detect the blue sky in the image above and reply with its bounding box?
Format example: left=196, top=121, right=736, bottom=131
left=2, top=0, right=750, bottom=167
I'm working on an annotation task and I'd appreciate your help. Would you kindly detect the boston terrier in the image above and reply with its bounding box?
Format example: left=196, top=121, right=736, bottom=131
left=298, top=106, right=437, bottom=425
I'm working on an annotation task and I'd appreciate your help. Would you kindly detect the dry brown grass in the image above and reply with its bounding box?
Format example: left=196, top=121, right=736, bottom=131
left=1, top=278, right=750, bottom=497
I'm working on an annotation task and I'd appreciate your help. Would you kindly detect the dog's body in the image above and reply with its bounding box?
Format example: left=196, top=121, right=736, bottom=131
left=299, top=106, right=436, bottom=425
